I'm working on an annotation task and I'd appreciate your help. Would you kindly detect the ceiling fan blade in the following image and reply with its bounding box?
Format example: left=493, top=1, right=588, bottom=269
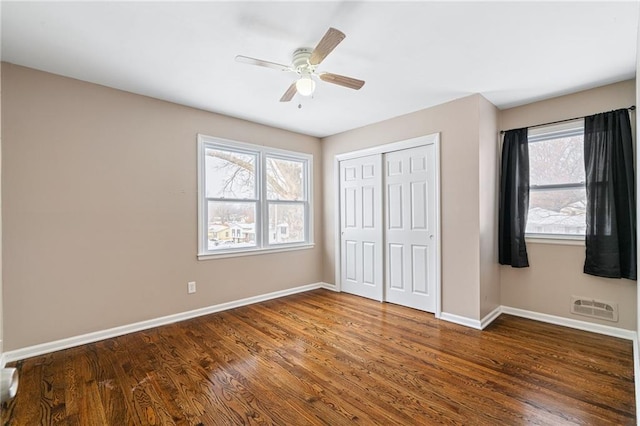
left=309, top=28, right=346, bottom=65
left=319, top=73, right=365, bottom=90
left=235, top=55, right=292, bottom=72
left=280, top=82, right=297, bottom=102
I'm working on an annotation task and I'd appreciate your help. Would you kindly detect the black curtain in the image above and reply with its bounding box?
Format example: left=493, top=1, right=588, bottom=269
left=584, top=109, right=636, bottom=280
left=499, top=128, right=530, bottom=267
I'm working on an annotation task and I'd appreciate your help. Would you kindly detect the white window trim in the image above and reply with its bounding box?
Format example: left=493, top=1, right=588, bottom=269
left=197, top=134, right=313, bottom=260
left=525, top=234, right=585, bottom=246
left=527, top=119, right=584, bottom=142
left=525, top=119, right=586, bottom=240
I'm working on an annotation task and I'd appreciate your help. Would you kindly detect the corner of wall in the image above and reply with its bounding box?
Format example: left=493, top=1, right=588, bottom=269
left=0, top=8, right=6, bottom=401
left=478, top=95, right=501, bottom=319
left=0, top=32, right=5, bottom=363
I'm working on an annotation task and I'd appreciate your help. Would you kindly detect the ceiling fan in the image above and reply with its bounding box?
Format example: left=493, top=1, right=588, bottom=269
left=235, top=27, right=365, bottom=102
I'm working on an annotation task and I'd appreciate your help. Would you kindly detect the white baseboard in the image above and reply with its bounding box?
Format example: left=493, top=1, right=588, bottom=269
left=319, top=282, right=339, bottom=292
left=439, top=312, right=482, bottom=330
left=501, top=306, right=636, bottom=341
left=441, top=305, right=637, bottom=340
left=3, top=282, right=325, bottom=364
left=440, top=306, right=502, bottom=330
left=480, top=306, right=502, bottom=329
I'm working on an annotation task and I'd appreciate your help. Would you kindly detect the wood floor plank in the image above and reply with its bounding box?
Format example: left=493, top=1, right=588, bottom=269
left=150, top=323, right=269, bottom=424
left=275, top=295, right=574, bottom=424
left=239, top=301, right=466, bottom=423
left=305, top=291, right=635, bottom=424
left=200, top=312, right=363, bottom=424
left=1, top=289, right=635, bottom=425
left=276, top=298, right=528, bottom=422
left=220, top=308, right=408, bottom=424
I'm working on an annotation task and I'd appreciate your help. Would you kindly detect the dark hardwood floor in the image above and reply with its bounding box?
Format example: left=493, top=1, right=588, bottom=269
left=1, top=289, right=635, bottom=425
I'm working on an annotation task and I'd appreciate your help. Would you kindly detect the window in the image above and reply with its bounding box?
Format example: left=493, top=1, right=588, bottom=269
left=526, top=120, right=585, bottom=238
left=198, top=135, right=313, bottom=258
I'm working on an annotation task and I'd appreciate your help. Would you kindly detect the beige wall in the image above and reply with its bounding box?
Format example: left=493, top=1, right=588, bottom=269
left=0, top=9, right=3, bottom=360
left=500, top=80, right=637, bottom=330
left=322, top=94, right=499, bottom=320
left=478, top=96, right=500, bottom=318
left=637, top=25, right=640, bottom=341
left=1, top=64, right=323, bottom=351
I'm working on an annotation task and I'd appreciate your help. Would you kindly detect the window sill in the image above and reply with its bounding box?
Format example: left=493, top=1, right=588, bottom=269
left=525, top=235, right=584, bottom=246
left=198, top=243, right=315, bottom=260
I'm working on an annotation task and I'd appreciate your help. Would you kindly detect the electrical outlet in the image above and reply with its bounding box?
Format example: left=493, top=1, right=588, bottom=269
left=188, top=281, right=196, bottom=294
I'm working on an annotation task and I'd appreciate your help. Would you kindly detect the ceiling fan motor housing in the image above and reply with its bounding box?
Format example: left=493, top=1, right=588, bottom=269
left=292, top=48, right=314, bottom=74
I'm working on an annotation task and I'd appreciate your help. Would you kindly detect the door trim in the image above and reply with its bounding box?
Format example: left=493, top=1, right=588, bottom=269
left=334, top=133, right=441, bottom=318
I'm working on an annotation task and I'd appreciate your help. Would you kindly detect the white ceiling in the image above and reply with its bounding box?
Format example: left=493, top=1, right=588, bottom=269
left=2, top=1, right=638, bottom=138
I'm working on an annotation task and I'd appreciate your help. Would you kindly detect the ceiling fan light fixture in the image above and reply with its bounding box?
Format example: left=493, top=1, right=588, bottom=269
left=295, top=75, right=315, bottom=97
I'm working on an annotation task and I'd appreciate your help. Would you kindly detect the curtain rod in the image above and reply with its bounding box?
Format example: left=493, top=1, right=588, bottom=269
left=499, top=105, right=636, bottom=135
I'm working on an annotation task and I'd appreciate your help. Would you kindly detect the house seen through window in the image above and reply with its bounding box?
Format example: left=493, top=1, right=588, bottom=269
left=198, top=135, right=312, bottom=257
left=526, top=121, right=585, bottom=238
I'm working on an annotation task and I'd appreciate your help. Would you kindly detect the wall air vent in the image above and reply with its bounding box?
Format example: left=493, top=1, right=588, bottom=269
left=571, top=296, right=618, bottom=322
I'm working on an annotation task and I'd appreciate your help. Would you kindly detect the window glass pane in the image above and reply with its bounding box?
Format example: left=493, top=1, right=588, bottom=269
left=207, top=201, right=256, bottom=250
left=266, top=157, right=304, bottom=201
left=529, top=135, right=585, bottom=186
left=268, top=203, right=305, bottom=244
left=205, top=148, right=256, bottom=199
left=526, top=188, right=586, bottom=235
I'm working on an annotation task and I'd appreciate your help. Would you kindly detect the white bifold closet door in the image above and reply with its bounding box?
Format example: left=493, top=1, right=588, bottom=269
left=384, top=145, right=436, bottom=312
left=339, top=144, right=436, bottom=312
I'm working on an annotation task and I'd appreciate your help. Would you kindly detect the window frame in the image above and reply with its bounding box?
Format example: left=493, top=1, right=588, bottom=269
left=197, top=135, right=313, bottom=260
left=525, top=120, right=586, bottom=242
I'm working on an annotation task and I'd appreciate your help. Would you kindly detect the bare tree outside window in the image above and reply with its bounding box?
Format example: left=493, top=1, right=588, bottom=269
left=205, top=148, right=256, bottom=199
left=526, top=133, right=586, bottom=235
left=266, top=157, right=303, bottom=200
left=266, top=157, right=305, bottom=243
